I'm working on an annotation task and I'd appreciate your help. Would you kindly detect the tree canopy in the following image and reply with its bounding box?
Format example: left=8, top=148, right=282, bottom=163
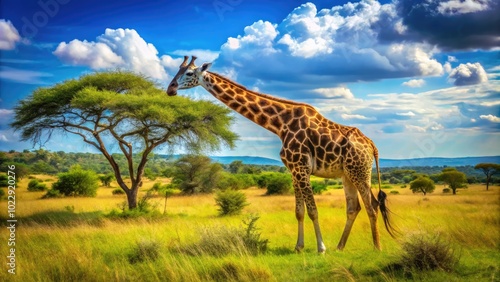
left=410, top=176, right=435, bottom=196
left=474, top=163, right=500, bottom=191
left=11, top=71, right=237, bottom=208
left=440, top=168, right=467, bottom=195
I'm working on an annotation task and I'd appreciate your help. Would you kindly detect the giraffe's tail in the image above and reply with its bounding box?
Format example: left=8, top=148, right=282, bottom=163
left=373, top=145, right=398, bottom=239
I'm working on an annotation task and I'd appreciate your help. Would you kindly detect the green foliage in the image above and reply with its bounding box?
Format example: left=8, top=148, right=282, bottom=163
left=128, top=239, right=161, bottom=264
left=410, top=176, right=436, bottom=195
left=217, top=173, right=256, bottom=190
left=255, top=173, right=292, bottom=195
left=228, top=160, right=244, bottom=174
left=474, top=163, right=500, bottom=190
left=98, top=173, right=115, bottom=187
left=240, top=214, right=269, bottom=255
left=42, top=188, right=62, bottom=199
left=51, top=166, right=99, bottom=197
left=311, top=181, right=328, bottom=195
left=443, top=188, right=451, bottom=193
left=399, top=234, right=459, bottom=272
left=0, top=188, right=5, bottom=197
left=170, top=155, right=224, bottom=194
left=0, top=174, right=7, bottom=187
left=440, top=168, right=467, bottom=195
left=215, top=190, right=249, bottom=216
left=390, top=190, right=400, bottom=195
left=27, top=179, right=47, bottom=192
left=112, top=188, right=125, bottom=195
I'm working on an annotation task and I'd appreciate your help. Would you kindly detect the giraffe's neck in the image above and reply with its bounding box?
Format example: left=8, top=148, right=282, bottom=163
left=200, top=71, right=308, bottom=135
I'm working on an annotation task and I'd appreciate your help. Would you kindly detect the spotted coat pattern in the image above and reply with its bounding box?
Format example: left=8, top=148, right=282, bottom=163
left=167, top=56, right=385, bottom=252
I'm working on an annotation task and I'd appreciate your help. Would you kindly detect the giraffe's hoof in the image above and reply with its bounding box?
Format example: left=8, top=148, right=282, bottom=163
left=295, top=245, right=304, bottom=253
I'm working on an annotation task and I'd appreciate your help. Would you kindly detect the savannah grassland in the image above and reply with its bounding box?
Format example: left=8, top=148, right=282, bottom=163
left=0, top=175, right=498, bottom=282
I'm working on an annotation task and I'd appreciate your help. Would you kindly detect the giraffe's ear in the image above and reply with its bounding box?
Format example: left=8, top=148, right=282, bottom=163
left=200, top=62, right=212, bottom=72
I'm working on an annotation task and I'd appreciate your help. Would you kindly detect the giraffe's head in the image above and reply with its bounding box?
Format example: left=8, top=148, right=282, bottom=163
left=166, top=55, right=212, bottom=96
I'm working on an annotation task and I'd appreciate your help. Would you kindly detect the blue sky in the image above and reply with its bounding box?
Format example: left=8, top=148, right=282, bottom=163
left=0, top=0, right=499, bottom=160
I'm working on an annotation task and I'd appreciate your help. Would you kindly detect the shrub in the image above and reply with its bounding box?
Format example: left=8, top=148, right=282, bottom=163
left=112, top=188, right=125, bottom=195
left=184, top=215, right=268, bottom=257
left=128, top=239, right=161, bottom=264
left=51, top=166, right=99, bottom=197
left=258, top=173, right=292, bottom=195
left=311, top=181, right=328, bottom=195
left=0, top=174, right=8, bottom=187
left=0, top=188, right=5, bottom=197
left=218, top=173, right=256, bottom=190
left=42, top=189, right=62, bottom=199
left=27, top=179, right=47, bottom=192
left=400, top=234, right=458, bottom=272
left=215, top=190, right=249, bottom=216
left=98, top=173, right=115, bottom=187
left=390, top=190, right=400, bottom=195
left=442, top=188, right=451, bottom=193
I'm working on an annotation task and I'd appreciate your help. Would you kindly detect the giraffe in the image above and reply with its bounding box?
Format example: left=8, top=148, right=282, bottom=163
left=167, top=56, right=396, bottom=253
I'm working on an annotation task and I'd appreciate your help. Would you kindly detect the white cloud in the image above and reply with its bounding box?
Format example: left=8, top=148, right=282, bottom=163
left=215, top=1, right=443, bottom=88
left=313, top=87, right=354, bottom=99
left=341, top=114, right=375, bottom=120
left=402, top=79, right=425, bottom=88
left=447, top=56, right=458, bottom=62
left=448, top=62, right=488, bottom=86
left=437, top=0, right=492, bottom=15
left=53, top=39, right=124, bottom=69
left=0, top=19, right=21, bottom=50
left=480, top=114, right=500, bottom=123
left=54, top=28, right=168, bottom=80
left=397, top=111, right=416, bottom=116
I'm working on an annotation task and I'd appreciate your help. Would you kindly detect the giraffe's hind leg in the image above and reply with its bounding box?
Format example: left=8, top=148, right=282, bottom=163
left=359, top=182, right=381, bottom=250
left=337, top=176, right=361, bottom=250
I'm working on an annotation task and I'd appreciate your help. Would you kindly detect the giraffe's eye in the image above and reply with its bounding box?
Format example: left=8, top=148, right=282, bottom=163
left=186, top=72, right=193, bottom=76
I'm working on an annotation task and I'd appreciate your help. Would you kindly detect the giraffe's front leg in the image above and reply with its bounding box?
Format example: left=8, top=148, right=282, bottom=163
left=292, top=167, right=326, bottom=254
left=294, top=188, right=305, bottom=252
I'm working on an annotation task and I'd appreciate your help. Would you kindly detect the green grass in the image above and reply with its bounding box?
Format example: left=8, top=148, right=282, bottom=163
left=0, top=176, right=498, bottom=281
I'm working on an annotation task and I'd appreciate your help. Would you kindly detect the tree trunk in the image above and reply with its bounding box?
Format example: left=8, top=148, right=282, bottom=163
left=452, top=188, right=457, bottom=195
left=126, top=187, right=139, bottom=209
left=486, top=177, right=490, bottom=191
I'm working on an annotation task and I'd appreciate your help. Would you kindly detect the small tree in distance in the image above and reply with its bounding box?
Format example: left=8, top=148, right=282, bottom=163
left=410, top=176, right=435, bottom=196
left=474, top=163, right=500, bottom=191
left=440, top=168, right=467, bottom=195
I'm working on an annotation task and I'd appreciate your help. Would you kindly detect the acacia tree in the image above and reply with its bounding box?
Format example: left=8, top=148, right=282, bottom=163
left=11, top=71, right=237, bottom=209
left=474, top=163, right=500, bottom=191
left=440, top=168, right=467, bottom=195
left=410, top=176, right=435, bottom=196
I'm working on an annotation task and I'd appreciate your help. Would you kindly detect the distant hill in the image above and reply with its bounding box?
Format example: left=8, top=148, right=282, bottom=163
left=160, top=155, right=500, bottom=168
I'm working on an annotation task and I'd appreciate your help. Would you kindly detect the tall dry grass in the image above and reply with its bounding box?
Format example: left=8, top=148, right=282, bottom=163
left=0, top=176, right=498, bottom=281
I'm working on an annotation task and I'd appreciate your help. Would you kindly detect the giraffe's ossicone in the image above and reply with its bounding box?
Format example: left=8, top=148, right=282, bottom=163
left=167, top=56, right=397, bottom=253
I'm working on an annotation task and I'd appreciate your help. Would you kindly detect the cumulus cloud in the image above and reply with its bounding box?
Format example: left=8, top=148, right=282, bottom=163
left=54, top=28, right=168, bottom=80
left=448, top=63, right=488, bottom=86
left=480, top=114, right=500, bottom=123
left=437, top=0, right=492, bottom=15
left=313, top=87, right=355, bottom=99
left=0, top=19, right=21, bottom=50
left=215, top=1, right=443, bottom=90
left=395, top=0, right=500, bottom=50
left=402, top=79, right=425, bottom=88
